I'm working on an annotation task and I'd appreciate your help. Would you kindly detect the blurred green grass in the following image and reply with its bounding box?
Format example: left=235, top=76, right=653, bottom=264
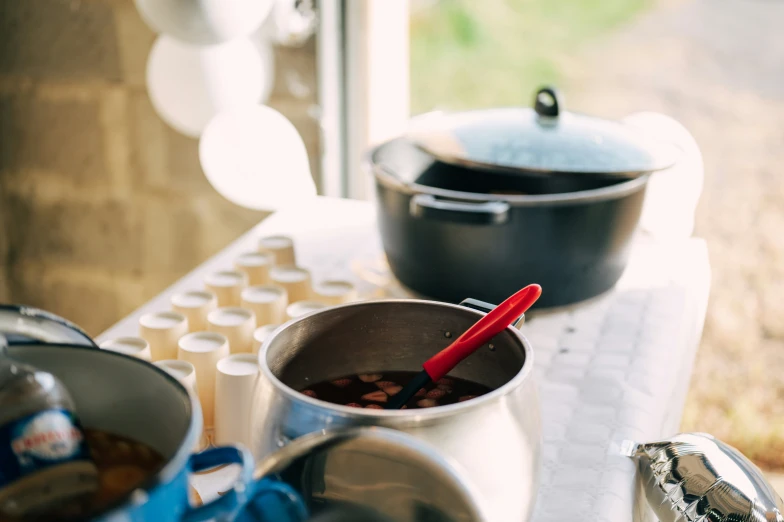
left=410, top=0, right=652, bottom=114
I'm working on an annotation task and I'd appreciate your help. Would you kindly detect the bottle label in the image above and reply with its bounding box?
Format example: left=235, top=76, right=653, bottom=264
left=0, top=408, right=92, bottom=488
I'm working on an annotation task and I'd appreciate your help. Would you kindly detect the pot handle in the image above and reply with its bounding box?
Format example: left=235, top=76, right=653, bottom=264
left=534, top=86, right=562, bottom=117
left=459, top=298, right=526, bottom=330
left=0, top=305, right=97, bottom=347
left=410, top=194, right=510, bottom=225
left=182, top=445, right=308, bottom=522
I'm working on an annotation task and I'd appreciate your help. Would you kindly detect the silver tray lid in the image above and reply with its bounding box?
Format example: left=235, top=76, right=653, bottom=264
left=405, top=86, right=681, bottom=178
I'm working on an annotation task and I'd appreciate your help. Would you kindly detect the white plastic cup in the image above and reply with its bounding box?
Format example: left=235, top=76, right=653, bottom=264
left=207, top=307, right=256, bottom=354
left=241, top=284, right=288, bottom=326
left=285, top=301, right=328, bottom=321
left=214, top=354, right=260, bottom=447
left=178, top=332, right=230, bottom=428
left=205, top=270, right=249, bottom=307
left=252, top=324, right=280, bottom=355
left=139, top=311, right=189, bottom=361
left=313, top=280, right=358, bottom=306
left=99, top=337, right=152, bottom=361
left=171, top=290, right=218, bottom=332
left=258, top=235, right=295, bottom=266
left=234, top=251, right=275, bottom=286
left=270, top=265, right=311, bottom=303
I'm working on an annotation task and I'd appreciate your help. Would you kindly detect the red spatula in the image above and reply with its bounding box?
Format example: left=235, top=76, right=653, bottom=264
left=385, top=284, right=542, bottom=410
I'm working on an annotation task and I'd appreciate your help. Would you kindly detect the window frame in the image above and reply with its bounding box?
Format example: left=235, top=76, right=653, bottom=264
left=317, top=0, right=410, bottom=200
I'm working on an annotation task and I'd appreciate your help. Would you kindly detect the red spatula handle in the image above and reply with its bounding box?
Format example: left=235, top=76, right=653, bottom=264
left=422, top=284, right=542, bottom=382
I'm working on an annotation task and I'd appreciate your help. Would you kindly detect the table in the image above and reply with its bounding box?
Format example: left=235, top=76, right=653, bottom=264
left=99, top=196, right=711, bottom=522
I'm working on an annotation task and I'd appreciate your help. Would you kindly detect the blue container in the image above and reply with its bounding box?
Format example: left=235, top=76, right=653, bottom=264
left=1, top=305, right=308, bottom=522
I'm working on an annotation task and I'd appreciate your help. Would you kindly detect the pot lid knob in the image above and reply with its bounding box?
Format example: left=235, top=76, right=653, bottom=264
left=533, top=86, right=561, bottom=118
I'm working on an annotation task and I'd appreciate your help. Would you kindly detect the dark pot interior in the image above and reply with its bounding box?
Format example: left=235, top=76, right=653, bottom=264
left=265, top=301, right=528, bottom=394
left=415, top=160, right=624, bottom=196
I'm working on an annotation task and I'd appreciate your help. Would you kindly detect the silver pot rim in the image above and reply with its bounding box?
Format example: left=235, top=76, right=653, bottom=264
left=364, top=138, right=652, bottom=208
left=257, top=299, right=535, bottom=420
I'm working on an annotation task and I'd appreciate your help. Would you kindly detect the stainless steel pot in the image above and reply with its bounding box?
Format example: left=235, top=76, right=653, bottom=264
left=250, top=299, right=542, bottom=522
left=251, top=426, right=488, bottom=522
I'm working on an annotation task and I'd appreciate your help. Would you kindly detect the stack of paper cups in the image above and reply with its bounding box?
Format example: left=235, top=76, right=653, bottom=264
left=234, top=252, right=275, bottom=286
left=252, top=324, right=279, bottom=355
left=258, top=235, right=295, bottom=266
left=313, top=280, right=358, bottom=306
left=100, top=337, right=152, bottom=361
left=171, top=290, right=218, bottom=332
left=204, top=270, right=248, bottom=307
left=270, top=265, right=311, bottom=303
left=214, top=354, right=259, bottom=447
left=207, top=307, right=256, bottom=354
left=139, top=312, right=189, bottom=361
left=285, top=301, right=327, bottom=321
left=177, top=332, right=230, bottom=428
left=241, top=285, right=287, bottom=326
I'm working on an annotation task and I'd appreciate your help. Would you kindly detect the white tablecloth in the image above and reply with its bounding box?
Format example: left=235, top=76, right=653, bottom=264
left=99, top=196, right=711, bottom=521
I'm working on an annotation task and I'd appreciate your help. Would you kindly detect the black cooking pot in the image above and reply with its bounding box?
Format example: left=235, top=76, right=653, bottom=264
left=367, top=86, right=681, bottom=309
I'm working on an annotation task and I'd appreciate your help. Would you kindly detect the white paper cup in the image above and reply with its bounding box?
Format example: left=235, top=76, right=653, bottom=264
left=285, top=300, right=328, bottom=321
left=313, top=280, right=358, bottom=306
left=178, top=332, right=230, bottom=428
left=153, top=359, right=207, bottom=451
left=234, top=251, right=274, bottom=286
left=171, top=290, right=218, bottom=332
left=252, top=324, right=280, bottom=355
left=207, top=307, right=256, bottom=354
left=270, top=265, right=311, bottom=303
left=258, top=235, right=295, bottom=266
left=99, top=337, right=152, bottom=361
left=214, top=354, right=259, bottom=447
left=154, top=359, right=198, bottom=397
left=204, top=270, right=249, bottom=307
left=139, top=311, right=189, bottom=361
left=241, top=284, right=288, bottom=326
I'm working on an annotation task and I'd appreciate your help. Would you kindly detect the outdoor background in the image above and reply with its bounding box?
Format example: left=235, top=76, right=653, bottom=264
left=0, top=0, right=780, bottom=484
left=410, top=0, right=784, bottom=474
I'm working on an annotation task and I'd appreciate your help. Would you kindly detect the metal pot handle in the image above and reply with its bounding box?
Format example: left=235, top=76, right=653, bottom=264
left=0, top=305, right=96, bottom=347
left=410, top=194, right=510, bottom=225
left=459, top=298, right=526, bottom=330
left=534, top=86, right=563, bottom=117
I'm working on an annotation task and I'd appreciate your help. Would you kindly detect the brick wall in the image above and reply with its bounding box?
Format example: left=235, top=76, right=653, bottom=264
left=0, top=0, right=320, bottom=335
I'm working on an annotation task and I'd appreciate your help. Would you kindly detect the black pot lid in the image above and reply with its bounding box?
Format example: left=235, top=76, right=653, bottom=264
left=404, top=86, right=680, bottom=177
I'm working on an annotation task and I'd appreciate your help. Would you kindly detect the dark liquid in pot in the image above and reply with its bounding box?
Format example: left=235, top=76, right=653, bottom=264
left=2, top=429, right=165, bottom=522
left=300, top=371, right=493, bottom=409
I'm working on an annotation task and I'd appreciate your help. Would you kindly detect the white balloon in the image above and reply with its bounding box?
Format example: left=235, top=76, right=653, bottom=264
left=255, top=36, right=276, bottom=105
left=199, top=105, right=316, bottom=212
left=262, top=0, right=316, bottom=47
left=146, top=36, right=266, bottom=138
left=135, top=0, right=273, bottom=45
left=622, top=112, right=704, bottom=240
